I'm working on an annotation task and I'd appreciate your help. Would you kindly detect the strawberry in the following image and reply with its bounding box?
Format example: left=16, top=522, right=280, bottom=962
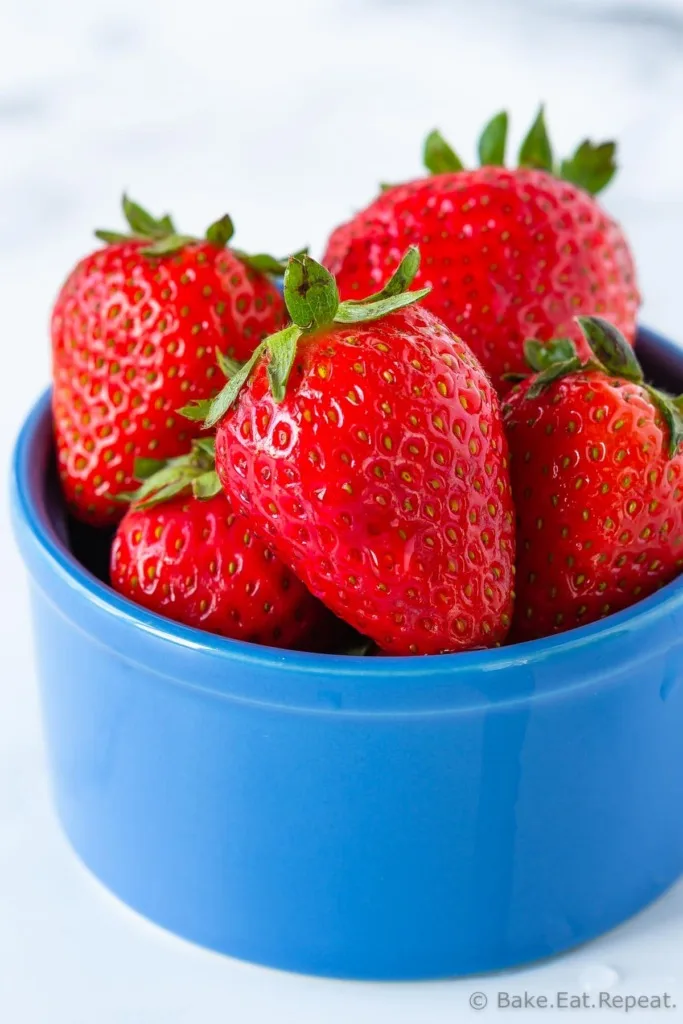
left=323, top=108, right=639, bottom=393
left=110, top=439, right=331, bottom=649
left=52, top=196, right=291, bottom=526
left=194, top=247, right=516, bottom=656
left=503, top=316, right=683, bottom=642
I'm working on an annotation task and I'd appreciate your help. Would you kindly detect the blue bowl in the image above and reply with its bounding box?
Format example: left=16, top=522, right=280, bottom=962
left=10, top=327, right=683, bottom=980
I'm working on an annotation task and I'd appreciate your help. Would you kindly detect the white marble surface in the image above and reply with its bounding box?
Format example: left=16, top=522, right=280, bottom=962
left=2, top=1, right=683, bottom=1020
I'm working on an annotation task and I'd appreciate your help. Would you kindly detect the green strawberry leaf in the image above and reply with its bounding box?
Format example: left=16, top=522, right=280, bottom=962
left=123, top=440, right=220, bottom=509
left=234, top=251, right=285, bottom=275
left=192, top=470, right=223, bottom=499
left=343, top=245, right=420, bottom=305
left=133, top=479, right=190, bottom=510
left=125, top=466, right=191, bottom=506
left=418, top=108, right=619, bottom=194
left=97, top=196, right=180, bottom=249
left=178, top=399, right=212, bottom=422
left=216, top=349, right=244, bottom=379
left=560, top=140, right=617, bottom=196
left=140, top=233, right=196, bottom=256
left=423, top=129, right=464, bottom=174
left=335, top=286, right=431, bottom=324
left=524, top=337, right=578, bottom=373
left=646, top=387, right=683, bottom=458
left=266, top=325, right=303, bottom=403
left=284, top=256, right=340, bottom=329
left=122, top=195, right=176, bottom=239
left=158, top=214, right=175, bottom=234
left=526, top=358, right=583, bottom=398
left=193, top=437, right=216, bottom=459
left=206, top=214, right=235, bottom=247
left=134, top=457, right=167, bottom=480
left=94, top=229, right=136, bottom=244
left=205, top=345, right=265, bottom=428
left=233, top=247, right=308, bottom=277
left=576, top=316, right=643, bottom=382
left=518, top=105, right=553, bottom=172
left=478, top=111, right=508, bottom=167
left=97, top=198, right=300, bottom=274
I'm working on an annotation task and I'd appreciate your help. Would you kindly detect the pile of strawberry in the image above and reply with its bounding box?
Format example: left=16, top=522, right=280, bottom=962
left=50, top=110, right=683, bottom=656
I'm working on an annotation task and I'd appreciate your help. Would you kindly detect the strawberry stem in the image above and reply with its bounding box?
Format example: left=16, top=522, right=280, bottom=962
left=285, top=258, right=340, bottom=328
left=95, top=195, right=177, bottom=245
left=204, top=246, right=431, bottom=426
left=520, top=316, right=683, bottom=458
left=422, top=107, right=618, bottom=195
left=123, top=195, right=177, bottom=238
left=119, top=439, right=221, bottom=510
left=95, top=194, right=301, bottom=272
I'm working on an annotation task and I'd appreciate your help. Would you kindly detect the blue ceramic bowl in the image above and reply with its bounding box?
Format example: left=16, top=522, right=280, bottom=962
left=11, top=327, right=683, bottom=980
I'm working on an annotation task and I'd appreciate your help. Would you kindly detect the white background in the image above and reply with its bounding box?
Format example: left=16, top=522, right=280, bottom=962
left=2, top=0, right=683, bottom=1020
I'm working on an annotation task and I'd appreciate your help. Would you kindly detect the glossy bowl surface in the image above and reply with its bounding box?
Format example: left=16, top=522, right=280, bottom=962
left=11, top=327, right=683, bottom=979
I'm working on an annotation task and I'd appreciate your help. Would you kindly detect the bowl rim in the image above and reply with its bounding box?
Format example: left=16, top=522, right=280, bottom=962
left=11, top=326, right=683, bottom=709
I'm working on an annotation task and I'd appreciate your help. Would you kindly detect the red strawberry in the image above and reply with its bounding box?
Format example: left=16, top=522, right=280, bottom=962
left=503, top=316, right=683, bottom=642
left=197, top=248, right=515, bottom=656
left=323, top=108, right=639, bottom=393
left=110, top=439, right=331, bottom=649
left=52, top=196, right=290, bottom=526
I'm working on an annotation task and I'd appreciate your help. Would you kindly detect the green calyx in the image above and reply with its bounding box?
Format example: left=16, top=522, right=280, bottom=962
left=95, top=194, right=300, bottom=273
left=198, top=246, right=430, bottom=428
left=423, top=130, right=464, bottom=175
left=119, top=438, right=221, bottom=510
left=522, top=337, right=584, bottom=396
left=423, top=105, right=617, bottom=196
left=522, top=315, right=683, bottom=457
left=95, top=194, right=193, bottom=254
